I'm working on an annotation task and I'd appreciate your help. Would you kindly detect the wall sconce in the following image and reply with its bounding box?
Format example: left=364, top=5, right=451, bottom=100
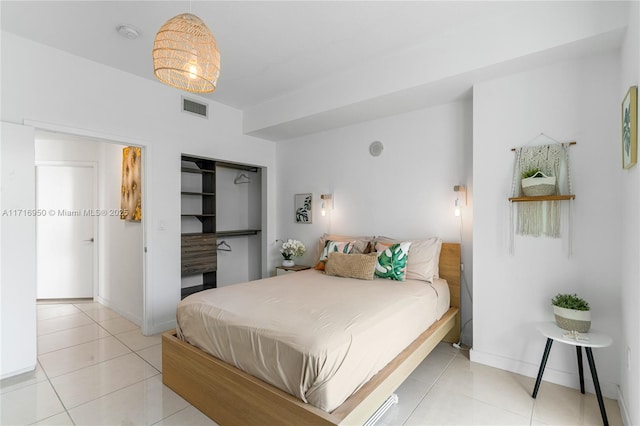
left=321, top=194, right=333, bottom=216
left=454, top=185, right=466, bottom=217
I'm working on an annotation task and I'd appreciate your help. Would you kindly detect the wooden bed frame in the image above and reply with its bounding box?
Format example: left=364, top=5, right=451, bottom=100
left=162, top=242, right=460, bottom=425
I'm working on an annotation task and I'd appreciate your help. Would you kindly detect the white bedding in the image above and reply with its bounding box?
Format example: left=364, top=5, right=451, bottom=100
left=176, top=269, right=450, bottom=412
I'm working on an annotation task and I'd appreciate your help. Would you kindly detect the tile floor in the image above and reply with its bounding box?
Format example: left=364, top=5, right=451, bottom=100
left=1, top=301, right=624, bottom=425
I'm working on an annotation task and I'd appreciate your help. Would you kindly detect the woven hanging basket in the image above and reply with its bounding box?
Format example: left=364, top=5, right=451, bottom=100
left=521, top=172, right=556, bottom=197
left=152, top=13, right=220, bottom=93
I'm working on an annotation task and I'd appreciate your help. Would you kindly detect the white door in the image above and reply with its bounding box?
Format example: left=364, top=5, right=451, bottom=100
left=36, top=164, right=95, bottom=299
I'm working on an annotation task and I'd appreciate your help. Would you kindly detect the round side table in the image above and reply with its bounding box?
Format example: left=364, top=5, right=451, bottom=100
left=532, top=322, right=612, bottom=426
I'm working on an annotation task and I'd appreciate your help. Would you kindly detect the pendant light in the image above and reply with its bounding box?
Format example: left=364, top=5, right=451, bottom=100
left=152, top=13, right=220, bottom=93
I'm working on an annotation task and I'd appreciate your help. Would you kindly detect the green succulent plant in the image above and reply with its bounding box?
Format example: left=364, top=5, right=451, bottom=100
left=522, top=168, right=543, bottom=179
left=551, top=293, right=590, bottom=311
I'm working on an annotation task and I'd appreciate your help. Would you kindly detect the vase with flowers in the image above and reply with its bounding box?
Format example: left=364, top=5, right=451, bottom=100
left=280, top=239, right=306, bottom=267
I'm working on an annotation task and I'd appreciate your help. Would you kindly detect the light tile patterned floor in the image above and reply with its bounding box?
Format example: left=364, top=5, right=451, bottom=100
left=0, top=301, right=624, bottom=425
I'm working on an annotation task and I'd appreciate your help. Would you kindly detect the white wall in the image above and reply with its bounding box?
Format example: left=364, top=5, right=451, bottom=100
left=472, top=52, right=622, bottom=398
left=619, top=2, right=640, bottom=424
left=1, top=32, right=277, bottom=338
left=215, top=166, right=262, bottom=286
left=98, top=142, right=144, bottom=323
left=276, top=101, right=474, bottom=344
left=34, top=133, right=144, bottom=324
left=0, top=123, right=37, bottom=378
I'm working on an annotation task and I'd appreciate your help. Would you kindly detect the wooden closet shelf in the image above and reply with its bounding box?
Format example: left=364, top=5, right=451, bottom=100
left=181, top=191, right=215, bottom=196
left=509, top=195, right=575, bottom=202
left=180, top=230, right=261, bottom=237
left=181, top=167, right=215, bottom=174
left=215, top=161, right=259, bottom=173
left=216, top=229, right=261, bottom=237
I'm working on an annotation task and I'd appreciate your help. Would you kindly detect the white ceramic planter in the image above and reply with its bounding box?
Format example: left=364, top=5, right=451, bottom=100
left=553, top=305, right=591, bottom=332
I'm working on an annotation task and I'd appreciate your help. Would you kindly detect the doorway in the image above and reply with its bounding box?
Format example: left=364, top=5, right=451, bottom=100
left=34, top=130, right=145, bottom=326
left=36, top=163, right=97, bottom=298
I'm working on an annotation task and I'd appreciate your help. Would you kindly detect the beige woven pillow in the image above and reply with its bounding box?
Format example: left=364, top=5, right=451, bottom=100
left=325, top=252, right=378, bottom=280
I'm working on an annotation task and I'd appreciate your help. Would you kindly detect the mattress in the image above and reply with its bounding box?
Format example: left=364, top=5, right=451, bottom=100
left=176, top=269, right=450, bottom=412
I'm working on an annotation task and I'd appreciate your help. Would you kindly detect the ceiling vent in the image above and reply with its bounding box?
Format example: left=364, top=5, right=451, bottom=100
left=182, top=97, right=208, bottom=118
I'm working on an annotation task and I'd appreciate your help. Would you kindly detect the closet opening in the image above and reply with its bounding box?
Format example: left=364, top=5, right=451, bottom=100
left=181, top=155, right=263, bottom=298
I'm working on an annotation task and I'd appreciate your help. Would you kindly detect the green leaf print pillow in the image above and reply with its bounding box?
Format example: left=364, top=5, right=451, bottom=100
left=374, top=242, right=412, bottom=281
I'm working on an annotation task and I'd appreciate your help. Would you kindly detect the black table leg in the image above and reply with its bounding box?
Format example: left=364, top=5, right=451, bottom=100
left=577, top=346, right=585, bottom=394
left=532, top=338, right=553, bottom=398
left=585, top=347, right=608, bottom=426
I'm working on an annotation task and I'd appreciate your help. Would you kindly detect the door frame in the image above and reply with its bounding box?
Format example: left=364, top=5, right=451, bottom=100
left=35, top=161, right=99, bottom=299
left=26, top=119, right=149, bottom=334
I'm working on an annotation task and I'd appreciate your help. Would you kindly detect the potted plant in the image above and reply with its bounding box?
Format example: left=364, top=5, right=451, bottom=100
left=280, top=239, right=306, bottom=267
left=551, top=293, right=591, bottom=332
left=521, top=167, right=557, bottom=196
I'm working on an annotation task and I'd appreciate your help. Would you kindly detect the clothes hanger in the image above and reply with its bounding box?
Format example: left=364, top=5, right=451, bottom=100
left=217, top=240, right=232, bottom=252
left=234, top=172, right=251, bottom=184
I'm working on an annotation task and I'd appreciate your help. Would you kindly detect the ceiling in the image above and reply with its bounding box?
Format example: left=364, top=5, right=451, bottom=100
left=0, top=1, right=630, bottom=140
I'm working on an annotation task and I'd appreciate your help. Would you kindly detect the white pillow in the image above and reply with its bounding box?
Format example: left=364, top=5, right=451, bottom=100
left=405, top=237, right=442, bottom=282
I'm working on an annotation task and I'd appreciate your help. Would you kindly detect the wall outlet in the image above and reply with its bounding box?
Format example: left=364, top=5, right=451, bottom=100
left=461, top=263, right=464, bottom=271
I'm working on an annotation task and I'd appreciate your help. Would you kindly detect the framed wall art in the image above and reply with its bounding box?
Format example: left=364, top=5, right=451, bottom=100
left=294, top=193, right=312, bottom=224
left=121, top=146, right=142, bottom=221
left=622, top=86, right=637, bottom=170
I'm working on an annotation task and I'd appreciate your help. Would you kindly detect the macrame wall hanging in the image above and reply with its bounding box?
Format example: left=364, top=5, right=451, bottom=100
left=509, top=136, right=576, bottom=254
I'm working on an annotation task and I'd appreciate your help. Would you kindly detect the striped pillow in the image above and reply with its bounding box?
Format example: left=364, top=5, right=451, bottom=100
left=314, top=240, right=354, bottom=270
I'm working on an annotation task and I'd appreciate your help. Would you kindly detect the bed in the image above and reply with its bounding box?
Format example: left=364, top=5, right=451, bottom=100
left=162, top=242, right=460, bottom=425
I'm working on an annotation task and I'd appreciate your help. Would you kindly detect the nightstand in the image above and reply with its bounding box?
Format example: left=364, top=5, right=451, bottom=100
left=532, top=322, right=612, bottom=425
left=275, top=265, right=311, bottom=276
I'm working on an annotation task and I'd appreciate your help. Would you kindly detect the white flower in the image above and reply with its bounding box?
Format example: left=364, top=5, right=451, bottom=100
left=280, top=239, right=306, bottom=259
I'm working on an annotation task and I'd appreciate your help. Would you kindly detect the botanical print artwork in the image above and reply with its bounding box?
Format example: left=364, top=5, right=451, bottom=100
left=121, top=146, right=142, bottom=221
left=294, top=193, right=312, bottom=223
left=622, top=86, right=637, bottom=169
left=624, top=106, right=631, bottom=159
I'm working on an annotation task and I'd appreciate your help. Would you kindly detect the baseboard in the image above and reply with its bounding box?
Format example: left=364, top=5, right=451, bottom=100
left=469, top=348, right=619, bottom=400
left=0, top=363, right=37, bottom=380
left=617, top=386, right=632, bottom=426
left=94, top=296, right=175, bottom=336
left=94, top=296, right=142, bottom=327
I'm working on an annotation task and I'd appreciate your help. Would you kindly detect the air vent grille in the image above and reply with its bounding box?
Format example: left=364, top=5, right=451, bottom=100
left=182, top=97, right=208, bottom=118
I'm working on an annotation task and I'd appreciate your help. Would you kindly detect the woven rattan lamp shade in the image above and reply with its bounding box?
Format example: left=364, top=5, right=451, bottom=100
left=152, top=13, right=220, bottom=93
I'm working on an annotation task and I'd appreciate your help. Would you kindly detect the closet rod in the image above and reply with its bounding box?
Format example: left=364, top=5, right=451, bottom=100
left=511, top=141, right=576, bottom=151
left=216, top=161, right=258, bottom=173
